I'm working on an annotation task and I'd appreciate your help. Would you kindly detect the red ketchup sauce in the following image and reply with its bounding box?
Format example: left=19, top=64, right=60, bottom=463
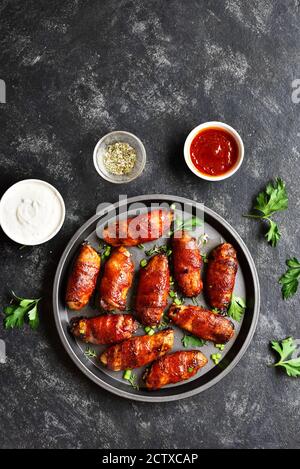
left=190, top=128, right=239, bottom=177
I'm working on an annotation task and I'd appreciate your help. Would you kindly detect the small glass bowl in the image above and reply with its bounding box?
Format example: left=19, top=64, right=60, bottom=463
left=93, top=131, right=146, bottom=184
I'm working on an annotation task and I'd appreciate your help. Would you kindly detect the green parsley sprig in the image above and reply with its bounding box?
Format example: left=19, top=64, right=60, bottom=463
left=182, top=335, right=206, bottom=348
left=279, top=257, right=300, bottom=300
left=3, top=292, right=41, bottom=330
left=244, top=178, right=288, bottom=247
left=271, top=337, right=300, bottom=377
left=227, top=294, right=246, bottom=322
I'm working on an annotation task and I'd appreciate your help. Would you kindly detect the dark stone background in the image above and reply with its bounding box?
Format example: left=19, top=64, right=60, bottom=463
left=0, top=0, right=300, bottom=449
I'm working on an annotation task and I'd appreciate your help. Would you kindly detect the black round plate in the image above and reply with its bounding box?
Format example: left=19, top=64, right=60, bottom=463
left=53, top=195, right=260, bottom=402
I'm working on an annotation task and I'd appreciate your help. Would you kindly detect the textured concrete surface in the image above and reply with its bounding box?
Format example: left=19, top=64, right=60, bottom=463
left=0, top=0, right=300, bottom=449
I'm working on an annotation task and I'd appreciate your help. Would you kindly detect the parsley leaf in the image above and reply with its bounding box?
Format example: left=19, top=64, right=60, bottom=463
left=227, top=294, right=246, bottom=322
left=254, top=178, right=288, bottom=216
left=279, top=257, right=300, bottom=300
left=265, top=219, right=281, bottom=247
left=182, top=335, right=206, bottom=348
left=271, top=337, right=300, bottom=377
left=3, top=292, right=41, bottom=330
left=27, top=303, right=39, bottom=330
left=244, top=178, right=288, bottom=247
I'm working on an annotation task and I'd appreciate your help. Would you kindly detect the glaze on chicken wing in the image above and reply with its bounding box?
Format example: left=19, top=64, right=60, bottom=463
left=145, top=350, right=208, bottom=390
left=99, top=246, right=134, bottom=311
left=168, top=305, right=235, bottom=344
left=206, top=243, right=238, bottom=312
left=102, top=209, right=173, bottom=247
left=135, top=254, right=170, bottom=326
left=172, top=230, right=203, bottom=297
left=100, top=328, right=174, bottom=371
left=70, top=314, right=138, bottom=345
left=65, top=244, right=101, bottom=310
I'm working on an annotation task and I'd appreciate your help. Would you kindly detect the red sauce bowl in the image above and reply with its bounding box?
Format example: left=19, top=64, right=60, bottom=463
left=184, top=122, right=244, bottom=181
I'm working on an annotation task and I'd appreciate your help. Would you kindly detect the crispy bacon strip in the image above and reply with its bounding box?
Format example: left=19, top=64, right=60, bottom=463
left=70, top=314, right=138, bottom=345
left=145, top=350, right=208, bottom=390
left=100, top=328, right=174, bottom=371
left=135, top=254, right=170, bottom=326
left=99, top=246, right=134, bottom=311
left=102, top=209, right=173, bottom=246
left=206, top=243, right=238, bottom=312
left=168, top=305, right=235, bottom=344
left=65, top=244, right=100, bottom=310
left=172, top=230, right=203, bottom=297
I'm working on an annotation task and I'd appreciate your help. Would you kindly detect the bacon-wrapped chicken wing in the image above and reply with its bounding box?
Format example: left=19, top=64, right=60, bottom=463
left=168, top=305, right=234, bottom=344
left=66, top=244, right=100, bottom=310
left=145, top=350, right=208, bottom=390
left=172, top=230, right=203, bottom=297
left=102, top=209, right=173, bottom=247
left=135, top=254, right=170, bottom=326
left=70, top=314, right=138, bottom=345
left=206, top=243, right=238, bottom=312
left=100, top=328, right=174, bottom=371
left=99, top=246, right=134, bottom=311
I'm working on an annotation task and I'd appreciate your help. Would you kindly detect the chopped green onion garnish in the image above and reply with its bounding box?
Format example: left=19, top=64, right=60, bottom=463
left=211, top=352, right=222, bottom=365
left=215, top=344, right=225, bottom=351
left=123, top=369, right=132, bottom=380
left=174, top=297, right=182, bottom=305
left=140, top=259, right=147, bottom=267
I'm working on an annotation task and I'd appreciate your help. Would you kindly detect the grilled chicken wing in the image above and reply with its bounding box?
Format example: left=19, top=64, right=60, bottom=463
left=135, top=254, right=170, bottom=326
left=100, top=328, right=174, bottom=371
left=172, top=230, right=203, bottom=297
left=102, top=209, right=173, bottom=247
left=206, top=243, right=238, bottom=312
left=168, top=305, right=235, bottom=344
left=145, top=350, right=208, bottom=390
left=66, top=244, right=101, bottom=310
left=99, top=246, right=134, bottom=311
left=70, top=314, right=138, bottom=345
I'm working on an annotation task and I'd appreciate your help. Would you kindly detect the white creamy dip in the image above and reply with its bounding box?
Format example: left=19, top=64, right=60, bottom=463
left=0, top=180, right=65, bottom=245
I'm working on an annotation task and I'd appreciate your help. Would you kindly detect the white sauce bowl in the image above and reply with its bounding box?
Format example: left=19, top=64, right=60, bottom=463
left=0, top=179, right=65, bottom=245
